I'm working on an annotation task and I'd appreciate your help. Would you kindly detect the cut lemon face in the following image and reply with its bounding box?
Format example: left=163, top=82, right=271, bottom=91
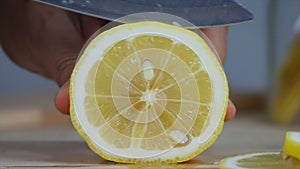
left=70, top=21, right=228, bottom=163
left=283, top=131, right=300, bottom=160
left=219, top=152, right=300, bottom=169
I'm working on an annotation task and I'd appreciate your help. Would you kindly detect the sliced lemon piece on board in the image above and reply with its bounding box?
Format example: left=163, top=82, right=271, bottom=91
left=70, top=21, right=228, bottom=163
left=283, top=131, right=300, bottom=160
left=219, top=152, right=300, bottom=169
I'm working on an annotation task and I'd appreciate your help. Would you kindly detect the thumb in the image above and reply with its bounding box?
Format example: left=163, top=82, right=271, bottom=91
left=54, top=81, right=70, bottom=114
left=53, top=54, right=77, bottom=114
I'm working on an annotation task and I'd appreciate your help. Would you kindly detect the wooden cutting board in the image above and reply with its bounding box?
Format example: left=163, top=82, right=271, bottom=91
left=0, top=140, right=282, bottom=169
left=1, top=112, right=299, bottom=168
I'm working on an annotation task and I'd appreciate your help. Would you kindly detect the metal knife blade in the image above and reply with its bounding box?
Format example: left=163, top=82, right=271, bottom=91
left=32, top=0, right=253, bottom=28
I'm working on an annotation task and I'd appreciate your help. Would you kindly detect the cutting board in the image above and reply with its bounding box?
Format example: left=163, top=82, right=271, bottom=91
left=2, top=111, right=299, bottom=168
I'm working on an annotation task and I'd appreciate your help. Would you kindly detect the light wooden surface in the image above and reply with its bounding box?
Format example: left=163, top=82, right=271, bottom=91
left=1, top=106, right=299, bottom=168
left=0, top=140, right=286, bottom=169
left=0, top=140, right=288, bottom=169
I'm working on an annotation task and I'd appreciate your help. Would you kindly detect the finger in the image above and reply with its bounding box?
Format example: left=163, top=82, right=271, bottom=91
left=224, top=100, right=237, bottom=121
left=54, top=81, right=70, bottom=114
left=201, top=27, right=228, bottom=65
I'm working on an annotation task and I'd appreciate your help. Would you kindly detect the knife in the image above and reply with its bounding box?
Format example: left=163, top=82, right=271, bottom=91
left=32, top=0, right=253, bottom=28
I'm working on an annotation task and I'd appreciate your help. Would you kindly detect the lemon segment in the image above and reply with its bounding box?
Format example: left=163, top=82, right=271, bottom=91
left=283, top=131, right=300, bottom=160
left=70, top=21, right=228, bottom=163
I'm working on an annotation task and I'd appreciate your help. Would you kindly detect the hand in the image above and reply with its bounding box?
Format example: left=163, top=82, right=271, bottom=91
left=0, top=0, right=236, bottom=121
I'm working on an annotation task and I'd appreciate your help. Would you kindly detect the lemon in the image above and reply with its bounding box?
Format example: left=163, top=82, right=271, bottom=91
left=220, top=131, right=300, bottom=169
left=70, top=21, right=228, bottom=163
left=219, top=152, right=300, bottom=169
left=283, top=131, right=300, bottom=160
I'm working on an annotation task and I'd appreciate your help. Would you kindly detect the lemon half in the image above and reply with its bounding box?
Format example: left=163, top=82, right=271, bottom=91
left=70, top=21, right=228, bottom=163
left=219, top=152, right=300, bottom=169
left=220, top=131, right=300, bottom=169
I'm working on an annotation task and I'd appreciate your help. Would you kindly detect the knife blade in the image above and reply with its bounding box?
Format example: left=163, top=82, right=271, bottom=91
left=32, top=0, right=253, bottom=28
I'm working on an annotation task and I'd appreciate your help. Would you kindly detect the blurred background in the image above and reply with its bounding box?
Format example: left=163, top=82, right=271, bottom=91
left=1, top=0, right=299, bottom=142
